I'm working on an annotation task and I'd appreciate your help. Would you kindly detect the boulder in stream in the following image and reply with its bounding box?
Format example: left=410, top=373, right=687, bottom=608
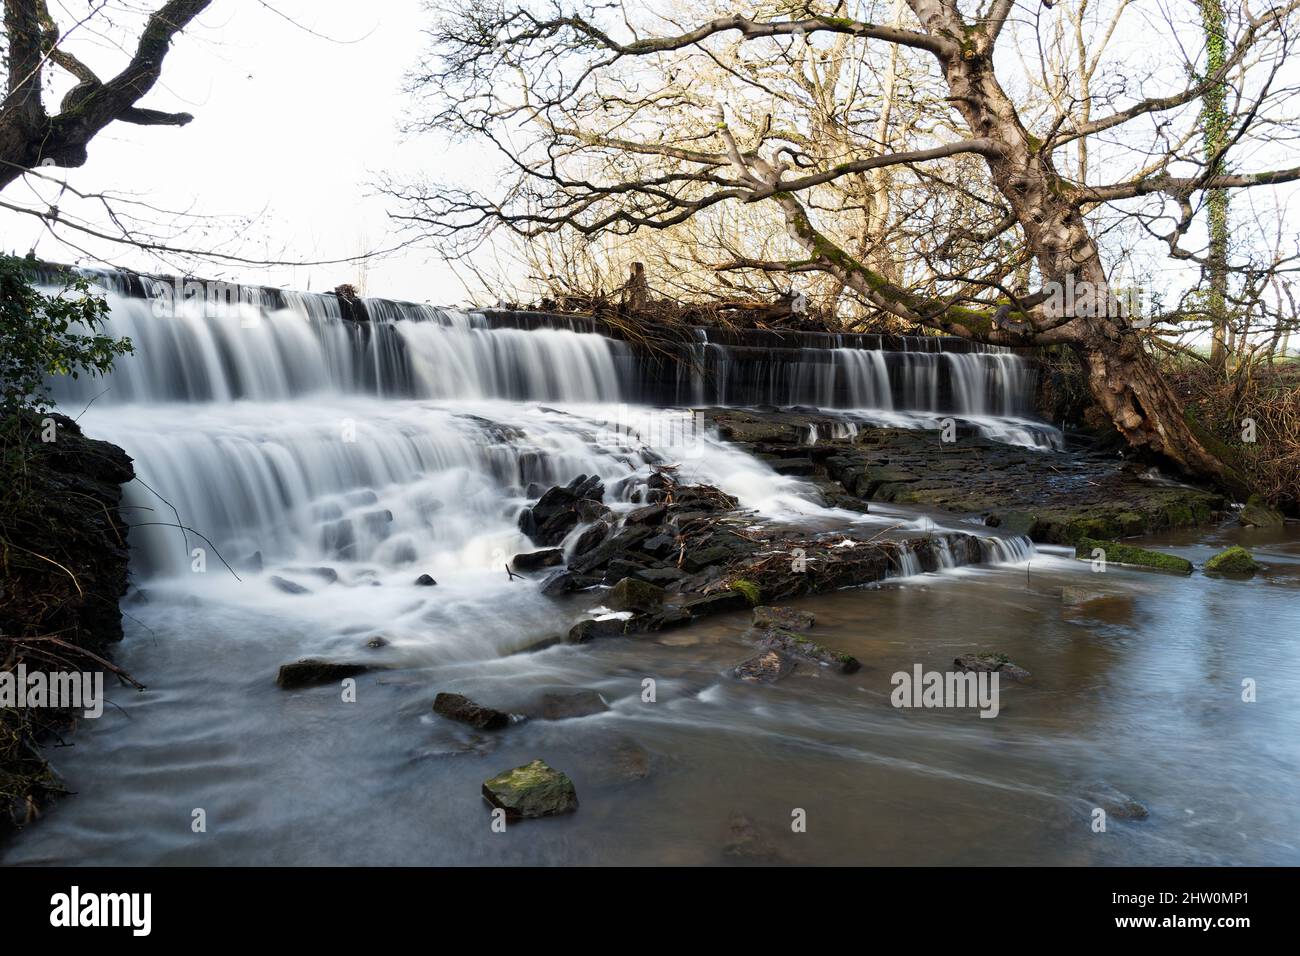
left=529, top=689, right=609, bottom=720
left=755, top=628, right=860, bottom=674
left=276, top=659, right=370, bottom=689
left=433, top=692, right=510, bottom=730
left=482, top=759, right=578, bottom=819
left=1074, top=538, right=1193, bottom=575
left=511, top=548, right=564, bottom=572
left=1203, top=545, right=1260, bottom=577
left=414, top=573, right=437, bottom=586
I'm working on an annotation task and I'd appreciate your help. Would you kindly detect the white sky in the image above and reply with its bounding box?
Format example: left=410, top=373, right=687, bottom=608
left=0, top=0, right=478, bottom=303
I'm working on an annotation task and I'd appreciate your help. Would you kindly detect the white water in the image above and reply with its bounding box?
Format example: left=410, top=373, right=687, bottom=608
left=45, top=282, right=1046, bottom=652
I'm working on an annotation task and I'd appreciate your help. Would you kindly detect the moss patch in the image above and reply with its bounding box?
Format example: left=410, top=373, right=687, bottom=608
left=1075, top=538, right=1193, bottom=575
left=729, top=578, right=761, bottom=606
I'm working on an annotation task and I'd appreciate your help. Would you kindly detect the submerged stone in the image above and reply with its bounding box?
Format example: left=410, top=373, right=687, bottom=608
left=954, top=653, right=1030, bottom=681
left=1203, top=545, right=1260, bottom=576
left=482, top=759, right=578, bottom=819
left=730, top=649, right=798, bottom=683
left=269, top=575, right=310, bottom=595
left=1082, top=781, right=1150, bottom=821
left=753, top=605, right=816, bottom=631
left=530, top=689, right=609, bottom=720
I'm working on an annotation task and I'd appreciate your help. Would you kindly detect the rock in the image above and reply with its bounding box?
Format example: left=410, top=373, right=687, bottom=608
left=586, top=737, right=651, bottom=785
left=640, top=533, right=678, bottom=559
left=1074, top=538, right=1193, bottom=575
left=678, top=590, right=750, bottom=617
left=568, top=617, right=629, bottom=642
left=572, top=521, right=609, bottom=556
left=519, top=475, right=607, bottom=546
left=682, top=544, right=737, bottom=572
left=954, top=653, right=1031, bottom=681
left=756, top=628, right=860, bottom=674
left=364, top=635, right=389, bottom=649
left=570, top=525, right=653, bottom=574
left=1239, top=495, right=1284, bottom=528
left=724, top=812, right=782, bottom=861
left=753, top=605, right=816, bottom=631
left=730, top=649, right=798, bottom=683
left=1203, top=545, right=1260, bottom=576
left=269, top=575, right=310, bottom=595
left=605, top=577, right=665, bottom=613
left=515, top=635, right=563, bottom=655
left=287, top=566, right=338, bottom=583
left=634, top=566, right=684, bottom=584
left=433, top=692, right=510, bottom=730
left=414, top=573, right=437, bottom=586
left=625, top=503, right=667, bottom=525
left=634, top=606, right=693, bottom=632
left=276, top=659, right=370, bottom=689
left=511, top=548, right=564, bottom=572
left=1082, top=781, right=1150, bottom=821
left=991, top=511, right=1038, bottom=536
left=530, top=690, right=609, bottom=720
left=482, top=759, right=578, bottom=819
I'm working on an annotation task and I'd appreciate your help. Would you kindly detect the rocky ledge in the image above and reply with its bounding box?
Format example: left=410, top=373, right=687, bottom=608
left=512, top=467, right=988, bottom=643
left=701, top=407, right=1227, bottom=544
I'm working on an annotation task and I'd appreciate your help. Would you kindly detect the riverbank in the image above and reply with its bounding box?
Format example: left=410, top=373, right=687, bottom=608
left=0, top=413, right=134, bottom=841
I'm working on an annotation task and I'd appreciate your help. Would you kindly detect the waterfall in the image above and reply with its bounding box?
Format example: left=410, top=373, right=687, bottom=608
left=44, top=273, right=1050, bottom=582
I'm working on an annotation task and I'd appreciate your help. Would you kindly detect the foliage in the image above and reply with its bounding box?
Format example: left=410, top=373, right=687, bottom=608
left=0, top=255, right=132, bottom=413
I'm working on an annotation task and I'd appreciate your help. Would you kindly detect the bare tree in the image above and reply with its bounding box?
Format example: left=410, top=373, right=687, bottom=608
left=1, top=1, right=211, bottom=191
left=391, top=0, right=1300, bottom=492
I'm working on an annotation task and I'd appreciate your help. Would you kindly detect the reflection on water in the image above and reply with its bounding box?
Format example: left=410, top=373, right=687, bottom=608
left=7, top=523, right=1298, bottom=866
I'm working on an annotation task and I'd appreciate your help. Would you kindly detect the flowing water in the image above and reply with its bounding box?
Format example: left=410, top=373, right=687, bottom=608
left=5, top=279, right=1299, bottom=865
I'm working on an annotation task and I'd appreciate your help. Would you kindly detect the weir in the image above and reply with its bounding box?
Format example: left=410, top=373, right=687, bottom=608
left=45, top=269, right=1053, bottom=580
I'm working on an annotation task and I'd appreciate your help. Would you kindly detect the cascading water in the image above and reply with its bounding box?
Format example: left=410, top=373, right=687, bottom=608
left=45, top=274, right=1049, bottom=591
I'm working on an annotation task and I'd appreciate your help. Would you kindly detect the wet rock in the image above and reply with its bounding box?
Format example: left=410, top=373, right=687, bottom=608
left=414, top=573, right=437, bottom=586
left=633, top=606, right=693, bottom=632
left=511, top=548, right=564, bottom=572
left=570, top=525, right=653, bottom=574
left=954, top=654, right=1031, bottom=681
left=482, top=759, right=578, bottom=819
left=606, top=577, right=665, bottom=613
left=1239, top=495, right=1284, bottom=528
left=515, top=634, right=563, bottom=655
left=269, top=575, right=310, bottom=595
left=1082, top=782, right=1150, bottom=821
left=603, top=557, right=652, bottom=583
left=679, top=590, right=750, bottom=618
left=433, top=692, right=510, bottom=730
left=276, top=659, right=370, bottom=689
left=572, top=520, right=609, bottom=556
left=1203, top=545, right=1260, bottom=576
left=625, top=503, right=667, bottom=525
left=530, top=690, right=609, bottom=720
left=364, top=635, right=390, bottom=649
left=635, top=566, right=685, bottom=584
left=756, top=628, right=860, bottom=674
left=641, top=533, right=678, bottom=559
left=730, top=649, right=798, bottom=683
left=519, top=475, right=607, bottom=546
left=568, top=617, right=630, bottom=642
left=753, top=605, right=816, bottom=631
left=1074, top=538, right=1193, bottom=575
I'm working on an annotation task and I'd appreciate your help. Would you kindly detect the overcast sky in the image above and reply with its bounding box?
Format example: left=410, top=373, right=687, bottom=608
left=0, top=0, right=477, bottom=303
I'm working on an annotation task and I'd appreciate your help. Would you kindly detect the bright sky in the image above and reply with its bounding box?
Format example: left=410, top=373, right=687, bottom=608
left=0, top=0, right=478, bottom=303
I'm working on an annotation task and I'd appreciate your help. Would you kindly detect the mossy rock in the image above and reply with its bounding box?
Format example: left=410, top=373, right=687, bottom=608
left=729, top=578, right=761, bottom=605
left=482, top=759, right=578, bottom=819
left=1203, top=546, right=1260, bottom=577
left=1074, top=538, right=1193, bottom=575
left=1239, top=495, right=1284, bottom=528
left=605, top=576, right=665, bottom=613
